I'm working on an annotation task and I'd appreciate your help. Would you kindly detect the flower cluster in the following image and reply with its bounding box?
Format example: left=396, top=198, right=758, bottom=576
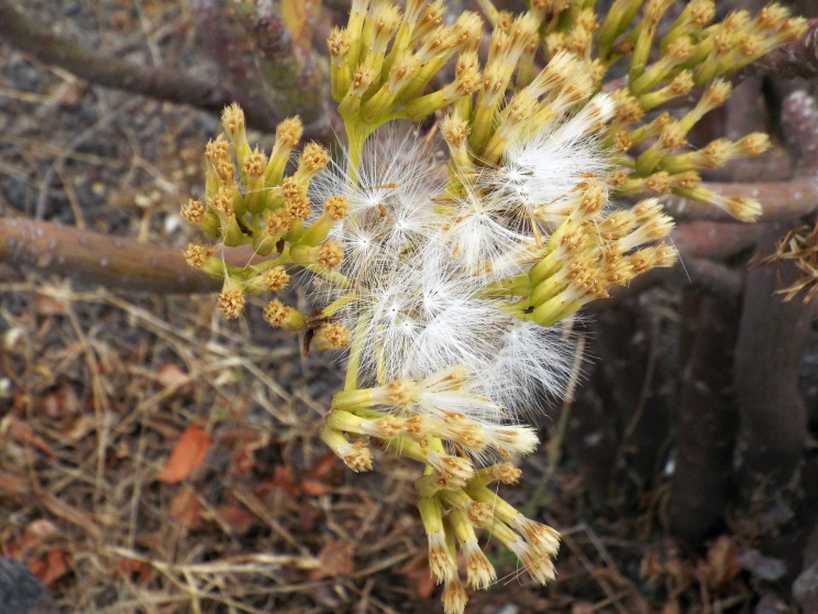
left=180, top=1, right=805, bottom=612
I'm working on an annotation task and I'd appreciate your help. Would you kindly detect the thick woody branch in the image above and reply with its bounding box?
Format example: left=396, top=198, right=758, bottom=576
left=734, top=226, right=812, bottom=494
left=0, top=217, right=220, bottom=294
left=0, top=218, right=754, bottom=297
left=0, top=1, right=327, bottom=138
left=670, top=290, right=739, bottom=543
left=670, top=221, right=765, bottom=259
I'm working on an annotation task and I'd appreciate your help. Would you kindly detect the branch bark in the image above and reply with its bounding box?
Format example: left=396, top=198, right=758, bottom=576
left=0, top=217, right=221, bottom=294
left=670, top=290, right=739, bottom=543
left=0, top=1, right=328, bottom=138
left=734, top=225, right=812, bottom=495
left=0, top=218, right=757, bottom=297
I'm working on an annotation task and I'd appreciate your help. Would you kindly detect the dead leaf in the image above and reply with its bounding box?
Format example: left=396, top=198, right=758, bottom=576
left=699, top=535, right=740, bottom=589
left=571, top=604, right=595, bottom=614
left=215, top=504, right=257, bottom=535
left=310, top=540, right=354, bottom=579
left=34, top=293, right=67, bottom=315
left=300, top=478, right=329, bottom=497
left=157, top=423, right=210, bottom=483
left=117, top=557, right=154, bottom=584
left=221, top=428, right=269, bottom=476
left=270, top=465, right=300, bottom=497
left=156, top=363, right=190, bottom=389
left=0, top=471, right=29, bottom=499
left=63, top=415, right=96, bottom=442
left=169, top=487, right=203, bottom=530
left=30, top=548, right=70, bottom=586
left=401, top=554, right=435, bottom=600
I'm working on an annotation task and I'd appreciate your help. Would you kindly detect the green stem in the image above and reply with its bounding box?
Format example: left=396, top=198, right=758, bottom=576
left=344, top=314, right=370, bottom=391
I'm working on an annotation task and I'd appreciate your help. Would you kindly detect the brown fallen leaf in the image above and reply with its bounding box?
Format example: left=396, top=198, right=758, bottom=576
left=116, top=557, right=154, bottom=585
left=0, top=471, right=29, bottom=499
left=155, top=363, right=190, bottom=390
left=30, top=548, right=70, bottom=586
left=169, top=487, right=203, bottom=531
left=310, top=540, right=355, bottom=580
left=401, top=554, right=435, bottom=600
left=699, top=535, right=740, bottom=589
left=215, top=504, right=258, bottom=535
left=157, top=423, right=211, bottom=483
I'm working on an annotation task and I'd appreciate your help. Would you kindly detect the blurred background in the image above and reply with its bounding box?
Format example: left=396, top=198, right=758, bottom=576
left=1, top=0, right=817, bottom=612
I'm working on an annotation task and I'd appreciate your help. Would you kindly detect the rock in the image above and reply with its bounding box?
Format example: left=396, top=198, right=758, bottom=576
left=793, top=561, right=818, bottom=613
left=0, top=557, right=57, bottom=613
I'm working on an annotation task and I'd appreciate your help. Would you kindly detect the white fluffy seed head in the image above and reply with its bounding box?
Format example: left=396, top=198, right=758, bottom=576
left=308, top=118, right=603, bottom=455
left=483, top=95, right=613, bottom=229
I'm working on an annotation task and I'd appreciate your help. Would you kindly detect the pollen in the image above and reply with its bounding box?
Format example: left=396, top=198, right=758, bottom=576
left=324, top=195, right=349, bottom=220
left=275, top=117, right=304, bottom=148
left=285, top=192, right=311, bottom=221
left=442, top=115, right=470, bottom=147
left=314, top=322, right=351, bottom=350
left=327, top=27, right=350, bottom=57
left=669, top=71, right=694, bottom=96
left=211, top=186, right=235, bottom=215
left=703, top=80, right=733, bottom=108
left=442, top=578, right=468, bottom=614
left=495, top=462, right=522, bottom=484
left=263, top=299, right=290, bottom=327
left=645, top=171, right=671, bottom=193
left=299, top=142, right=330, bottom=173
left=613, top=90, right=645, bottom=124
left=467, top=501, right=493, bottom=526
left=218, top=286, right=246, bottom=320
left=181, top=198, right=206, bottom=224
left=374, top=415, right=404, bottom=439
left=344, top=440, right=374, bottom=472
left=659, top=123, right=686, bottom=149
left=318, top=241, right=344, bottom=269
left=183, top=243, right=212, bottom=269
left=221, top=103, right=245, bottom=137
left=267, top=211, right=293, bottom=236
left=725, top=196, right=762, bottom=222
left=737, top=133, right=770, bottom=156
left=205, top=134, right=230, bottom=164
left=690, top=0, right=715, bottom=26
left=463, top=543, right=496, bottom=590
left=242, top=148, right=266, bottom=178
left=263, top=266, right=290, bottom=292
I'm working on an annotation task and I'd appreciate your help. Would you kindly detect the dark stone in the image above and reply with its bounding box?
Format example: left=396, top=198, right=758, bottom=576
left=0, top=557, right=58, bottom=614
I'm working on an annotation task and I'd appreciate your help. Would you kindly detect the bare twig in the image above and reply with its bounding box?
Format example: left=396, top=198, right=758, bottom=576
left=0, top=1, right=328, bottom=138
